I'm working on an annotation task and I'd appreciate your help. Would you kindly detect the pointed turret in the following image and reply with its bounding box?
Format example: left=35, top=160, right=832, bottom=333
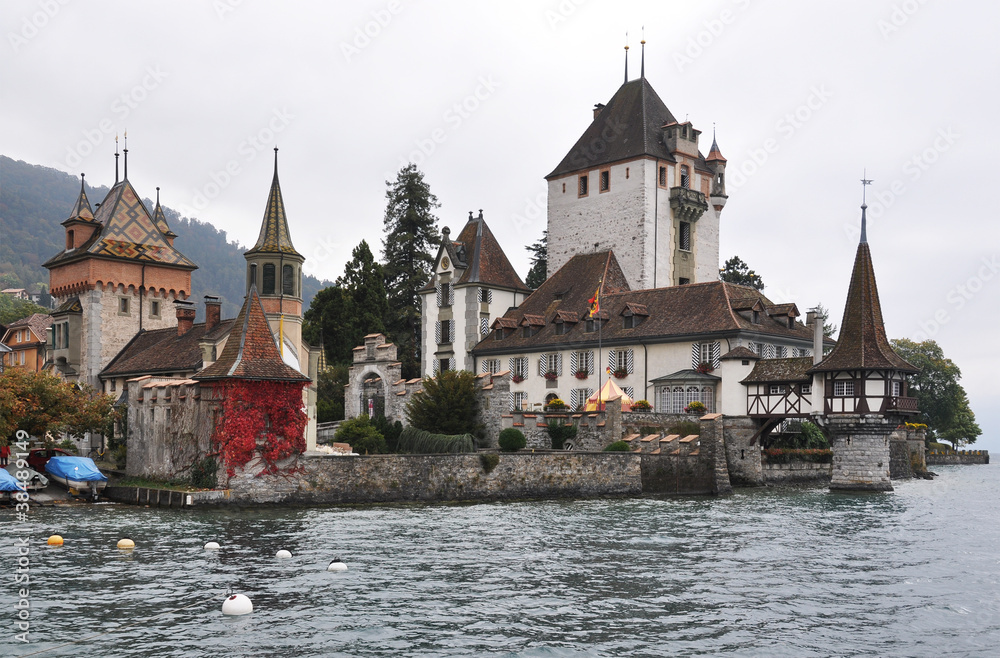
left=707, top=132, right=728, bottom=211
left=60, top=174, right=99, bottom=252
left=152, top=187, right=178, bottom=246
left=66, top=174, right=95, bottom=223
left=245, top=148, right=302, bottom=258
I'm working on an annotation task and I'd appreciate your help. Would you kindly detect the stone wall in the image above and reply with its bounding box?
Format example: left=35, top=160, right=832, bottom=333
left=722, top=416, right=763, bottom=486
left=926, top=450, right=990, bottom=465
left=223, top=451, right=644, bottom=505
left=889, top=437, right=913, bottom=479
left=763, top=461, right=831, bottom=484
left=827, top=414, right=895, bottom=492
left=503, top=399, right=622, bottom=452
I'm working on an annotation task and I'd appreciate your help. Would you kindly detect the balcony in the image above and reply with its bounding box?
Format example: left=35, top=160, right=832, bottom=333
left=887, top=396, right=919, bottom=414
left=669, top=187, right=709, bottom=222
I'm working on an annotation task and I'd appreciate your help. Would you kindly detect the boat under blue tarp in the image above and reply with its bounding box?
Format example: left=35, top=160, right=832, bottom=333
left=45, top=456, right=108, bottom=491
left=0, top=468, right=24, bottom=492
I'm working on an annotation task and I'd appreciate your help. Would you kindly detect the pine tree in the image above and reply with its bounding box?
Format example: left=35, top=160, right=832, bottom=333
left=719, top=255, right=765, bottom=291
left=525, top=231, right=547, bottom=289
left=381, top=163, right=441, bottom=378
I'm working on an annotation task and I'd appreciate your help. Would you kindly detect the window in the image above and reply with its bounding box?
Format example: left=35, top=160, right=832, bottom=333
left=752, top=310, right=760, bottom=324
left=599, top=169, right=610, bottom=192
left=770, top=385, right=787, bottom=395
left=110, top=379, right=116, bottom=392
left=680, top=165, right=690, bottom=188
left=494, top=328, right=504, bottom=341
left=478, top=287, right=492, bottom=304
left=511, top=357, right=528, bottom=379
left=150, top=300, right=161, bottom=318
left=562, top=182, right=566, bottom=193
left=439, top=358, right=451, bottom=373
left=262, top=263, right=276, bottom=294
left=19, top=351, right=26, bottom=366
left=609, top=348, right=633, bottom=374
left=625, top=167, right=630, bottom=179
left=801, top=384, right=812, bottom=395
left=546, top=353, right=560, bottom=374
left=891, top=381, right=902, bottom=397
left=678, top=277, right=690, bottom=285
left=623, top=314, right=638, bottom=329
left=66, top=230, right=74, bottom=249
left=659, top=166, right=667, bottom=187
left=679, top=222, right=691, bottom=251
left=775, top=345, right=787, bottom=358
left=570, top=388, right=594, bottom=410
left=482, top=358, right=501, bottom=374
left=834, top=381, right=855, bottom=396
left=249, top=263, right=258, bottom=289
left=439, top=282, right=452, bottom=307
left=578, top=174, right=589, bottom=197
left=282, top=264, right=294, bottom=295
left=572, top=350, right=593, bottom=376
left=555, top=320, right=569, bottom=335
left=699, top=343, right=712, bottom=365
left=437, top=320, right=453, bottom=344
left=118, top=297, right=130, bottom=315
left=512, top=391, right=528, bottom=411
left=585, top=319, right=595, bottom=333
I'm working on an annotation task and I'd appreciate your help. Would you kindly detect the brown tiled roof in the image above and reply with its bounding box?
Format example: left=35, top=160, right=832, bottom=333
left=193, top=286, right=309, bottom=382
left=454, top=212, right=530, bottom=292
left=622, top=302, right=649, bottom=316
left=492, top=317, right=518, bottom=329
left=4, top=313, right=52, bottom=342
left=521, top=314, right=546, bottom=327
left=44, top=179, right=197, bottom=270
left=721, top=346, right=759, bottom=360
left=547, top=77, right=713, bottom=178
left=101, top=318, right=235, bottom=378
left=765, top=303, right=798, bottom=317
left=706, top=135, right=727, bottom=163
left=554, top=309, right=579, bottom=323
left=244, top=152, right=302, bottom=258
left=742, top=357, right=813, bottom=384
left=473, top=253, right=817, bottom=355
left=810, top=239, right=917, bottom=373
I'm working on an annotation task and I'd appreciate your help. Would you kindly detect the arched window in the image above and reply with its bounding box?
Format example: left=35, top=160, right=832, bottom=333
left=686, top=386, right=700, bottom=408
left=282, top=264, right=294, bottom=295
left=701, top=387, right=715, bottom=413
left=672, top=386, right=685, bottom=414
left=262, top=263, right=275, bottom=294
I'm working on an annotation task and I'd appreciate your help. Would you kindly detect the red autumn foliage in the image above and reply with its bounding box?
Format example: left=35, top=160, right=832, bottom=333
left=209, top=380, right=308, bottom=477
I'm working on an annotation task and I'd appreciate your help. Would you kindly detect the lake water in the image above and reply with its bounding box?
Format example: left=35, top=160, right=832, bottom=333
left=3, top=465, right=998, bottom=657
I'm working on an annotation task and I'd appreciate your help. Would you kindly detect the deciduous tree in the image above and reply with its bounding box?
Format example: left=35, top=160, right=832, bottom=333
left=0, top=368, right=117, bottom=441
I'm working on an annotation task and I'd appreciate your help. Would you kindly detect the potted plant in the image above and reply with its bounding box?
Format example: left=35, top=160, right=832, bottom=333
left=632, top=399, right=652, bottom=411
left=613, top=368, right=628, bottom=379
left=684, top=401, right=707, bottom=414
left=544, top=370, right=558, bottom=381
left=574, top=369, right=589, bottom=379
left=545, top=398, right=568, bottom=412
left=511, top=374, right=525, bottom=383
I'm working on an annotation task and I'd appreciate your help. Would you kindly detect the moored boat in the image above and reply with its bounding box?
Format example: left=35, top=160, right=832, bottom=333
left=45, top=456, right=108, bottom=496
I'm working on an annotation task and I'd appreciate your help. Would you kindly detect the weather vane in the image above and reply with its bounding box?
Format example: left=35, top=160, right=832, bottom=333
left=861, top=169, right=873, bottom=205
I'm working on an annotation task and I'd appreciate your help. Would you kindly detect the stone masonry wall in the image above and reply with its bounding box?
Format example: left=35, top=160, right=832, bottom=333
left=828, top=415, right=895, bottom=492
left=763, top=461, right=831, bottom=484
left=926, top=450, right=990, bottom=465
left=722, top=416, right=764, bottom=486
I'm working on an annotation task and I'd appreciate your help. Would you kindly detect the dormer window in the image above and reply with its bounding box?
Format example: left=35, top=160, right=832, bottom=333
left=788, top=316, right=795, bottom=329
left=494, top=328, right=504, bottom=341
left=555, top=320, right=569, bottom=335
left=752, top=310, right=760, bottom=324
left=680, top=165, right=690, bottom=188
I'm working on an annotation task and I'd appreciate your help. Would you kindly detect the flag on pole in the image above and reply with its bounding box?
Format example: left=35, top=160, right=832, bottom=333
left=588, top=287, right=600, bottom=317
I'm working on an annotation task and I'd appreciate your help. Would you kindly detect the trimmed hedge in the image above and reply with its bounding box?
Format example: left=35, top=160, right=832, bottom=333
left=604, top=440, right=631, bottom=452
left=498, top=428, right=526, bottom=452
left=396, top=427, right=475, bottom=454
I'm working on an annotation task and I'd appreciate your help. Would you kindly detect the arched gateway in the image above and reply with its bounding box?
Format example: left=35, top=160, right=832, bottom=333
left=344, top=334, right=403, bottom=421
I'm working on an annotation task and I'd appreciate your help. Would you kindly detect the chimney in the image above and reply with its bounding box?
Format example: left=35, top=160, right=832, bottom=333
left=811, top=310, right=825, bottom=365
left=175, top=300, right=196, bottom=337
left=593, top=103, right=605, bottom=120
left=204, top=295, right=221, bottom=331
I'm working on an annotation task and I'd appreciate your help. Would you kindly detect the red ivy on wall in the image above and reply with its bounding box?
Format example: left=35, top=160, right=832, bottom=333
left=210, top=379, right=308, bottom=477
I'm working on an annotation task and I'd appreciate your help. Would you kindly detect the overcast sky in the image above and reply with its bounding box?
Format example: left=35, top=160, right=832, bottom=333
left=3, top=0, right=998, bottom=449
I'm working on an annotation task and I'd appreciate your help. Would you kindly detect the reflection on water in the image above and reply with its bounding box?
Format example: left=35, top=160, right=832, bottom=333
left=3, top=465, right=998, bottom=657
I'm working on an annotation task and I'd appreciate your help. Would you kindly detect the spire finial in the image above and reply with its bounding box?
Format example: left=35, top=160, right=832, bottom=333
left=156, top=186, right=161, bottom=205
left=273, top=146, right=279, bottom=174
left=860, top=170, right=873, bottom=244
left=114, top=134, right=120, bottom=183
left=640, top=27, right=646, bottom=79
left=624, top=32, right=629, bottom=84
left=123, top=130, right=128, bottom=180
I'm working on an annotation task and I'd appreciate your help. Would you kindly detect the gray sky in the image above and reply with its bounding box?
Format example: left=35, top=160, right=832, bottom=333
left=3, top=0, right=998, bottom=449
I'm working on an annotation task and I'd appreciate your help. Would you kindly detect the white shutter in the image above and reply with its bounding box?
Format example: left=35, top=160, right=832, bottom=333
left=433, top=359, right=439, bottom=375
left=625, top=349, right=634, bottom=374
left=449, top=357, right=456, bottom=371
left=691, top=343, right=701, bottom=369
left=436, top=283, right=442, bottom=307
left=623, top=386, right=635, bottom=400
left=508, top=357, right=516, bottom=379
left=481, top=360, right=490, bottom=373
left=480, top=317, right=489, bottom=335
left=508, top=392, right=515, bottom=411
left=449, top=319, right=455, bottom=343
left=711, top=342, right=721, bottom=368
left=608, top=350, right=616, bottom=372
left=556, top=353, right=563, bottom=376
left=520, top=357, right=528, bottom=378
left=435, top=321, right=441, bottom=344
left=763, top=343, right=775, bottom=359
left=570, top=351, right=578, bottom=374
left=570, top=389, right=579, bottom=410
left=449, top=284, right=455, bottom=306
left=539, top=353, right=548, bottom=376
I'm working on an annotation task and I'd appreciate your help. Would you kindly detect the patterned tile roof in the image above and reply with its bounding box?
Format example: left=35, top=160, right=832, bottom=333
left=151, top=190, right=176, bottom=238
left=193, top=285, right=309, bottom=382
left=44, top=179, right=197, bottom=270
left=53, top=297, right=82, bottom=314
left=473, top=251, right=818, bottom=355
left=547, top=77, right=713, bottom=179
left=100, top=318, right=235, bottom=378
left=64, top=175, right=95, bottom=223
left=742, top=357, right=813, bottom=383
left=244, top=151, right=302, bottom=258
left=809, top=232, right=918, bottom=373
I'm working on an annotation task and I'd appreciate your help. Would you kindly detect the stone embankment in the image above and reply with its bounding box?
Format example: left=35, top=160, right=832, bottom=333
left=926, top=450, right=989, bottom=466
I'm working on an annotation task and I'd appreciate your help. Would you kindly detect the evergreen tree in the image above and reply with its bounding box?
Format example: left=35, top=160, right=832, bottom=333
left=719, top=256, right=764, bottom=291
left=381, top=163, right=441, bottom=378
left=525, top=231, right=547, bottom=289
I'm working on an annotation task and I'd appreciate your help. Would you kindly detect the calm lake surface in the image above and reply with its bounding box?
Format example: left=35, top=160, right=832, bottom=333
left=3, top=465, right=998, bottom=657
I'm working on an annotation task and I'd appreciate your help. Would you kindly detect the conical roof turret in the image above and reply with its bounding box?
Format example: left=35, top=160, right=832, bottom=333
left=245, top=148, right=302, bottom=259
left=64, top=174, right=95, bottom=223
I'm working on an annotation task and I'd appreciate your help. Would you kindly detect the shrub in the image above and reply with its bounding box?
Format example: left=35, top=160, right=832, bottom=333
left=396, top=427, right=475, bottom=454
left=405, top=370, right=480, bottom=435
left=480, top=453, right=500, bottom=473
left=498, top=428, right=526, bottom=452
left=56, top=438, right=79, bottom=455
left=668, top=420, right=700, bottom=436
left=190, top=456, right=218, bottom=489
left=604, top=440, right=630, bottom=452
left=111, top=444, right=128, bottom=470
left=372, top=415, right=403, bottom=453
left=335, top=415, right=387, bottom=454
left=631, top=399, right=652, bottom=411
left=546, top=420, right=577, bottom=450
left=798, top=421, right=829, bottom=449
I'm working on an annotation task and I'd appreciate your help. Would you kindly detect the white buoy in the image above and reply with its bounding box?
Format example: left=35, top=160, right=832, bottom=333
left=204, top=541, right=221, bottom=551
left=117, top=538, right=135, bottom=550
left=276, top=549, right=292, bottom=559
left=221, top=593, right=253, bottom=616
left=327, top=557, right=348, bottom=572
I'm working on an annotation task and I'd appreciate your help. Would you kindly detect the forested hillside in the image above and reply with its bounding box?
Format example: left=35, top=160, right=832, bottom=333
left=0, top=156, right=330, bottom=320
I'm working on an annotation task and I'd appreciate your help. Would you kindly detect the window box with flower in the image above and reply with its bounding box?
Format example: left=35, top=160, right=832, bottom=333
left=631, top=399, right=652, bottom=411
left=545, top=398, right=568, bottom=412
left=695, top=362, right=715, bottom=375
left=684, top=400, right=707, bottom=414
left=612, top=368, right=628, bottom=379
left=511, top=374, right=525, bottom=384
left=544, top=370, right=559, bottom=381
left=574, top=369, right=589, bottom=380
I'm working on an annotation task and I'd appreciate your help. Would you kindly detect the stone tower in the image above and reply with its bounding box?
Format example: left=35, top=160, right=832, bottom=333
left=808, top=195, right=919, bottom=492
left=545, top=73, right=725, bottom=290
left=44, top=159, right=197, bottom=388
left=243, top=148, right=306, bottom=370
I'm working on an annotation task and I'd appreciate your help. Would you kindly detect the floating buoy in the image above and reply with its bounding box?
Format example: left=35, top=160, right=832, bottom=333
left=47, top=535, right=64, bottom=546
left=327, top=557, right=348, bottom=572
left=117, top=538, right=135, bottom=550
left=276, top=549, right=292, bottom=559
left=221, top=593, right=253, bottom=616
left=204, top=541, right=221, bottom=551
